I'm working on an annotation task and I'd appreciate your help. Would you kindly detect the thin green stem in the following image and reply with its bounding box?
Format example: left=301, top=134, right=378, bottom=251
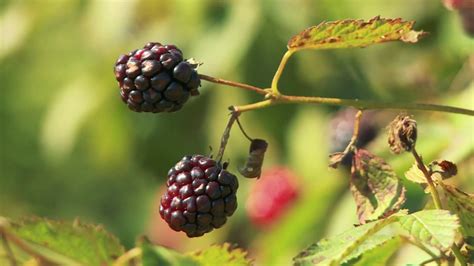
left=232, top=94, right=474, bottom=116
left=198, top=74, right=267, bottom=95
left=202, top=74, right=474, bottom=116
left=411, top=149, right=442, bottom=209
left=271, top=50, right=294, bottom=94
left=113, top=247, right=142, bottom=266
left=411, top=149, right=467, bottom=266
left=451, top=245, right=466, bottom=266
left=233, top=99, right=274, bottom=113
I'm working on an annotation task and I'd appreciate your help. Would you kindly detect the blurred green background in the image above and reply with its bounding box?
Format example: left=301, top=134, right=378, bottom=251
left=0, top=0, right=472, bottom=264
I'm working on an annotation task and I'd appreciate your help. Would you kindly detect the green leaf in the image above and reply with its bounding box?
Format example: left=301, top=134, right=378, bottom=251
left=345, top=237, right=402, bottom=266
left=350, top=149, right=406, bottom=224
left=405, top=163, right=427, bottom=184
left=189, top=243, right=251, bottom=266
left=287, top=16, right=425, bottom=51
left=139, top=241, right=251, bottom=266
left=7, top=217, right=124, bottom=266
left=293, top=213, right=403, bottom=266
left=440, top=183, right=474, bottom=237
left=140, top=239, right=198, bottom=266
left=398, top=210, right=460, bottom=250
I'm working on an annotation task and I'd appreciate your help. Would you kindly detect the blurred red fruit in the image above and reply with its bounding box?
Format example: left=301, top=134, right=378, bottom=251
left=246, top=167, right=299, bottom=227
left=443, top=0, right=474, bottom=36
left=443, top=0, right=464, bottom=10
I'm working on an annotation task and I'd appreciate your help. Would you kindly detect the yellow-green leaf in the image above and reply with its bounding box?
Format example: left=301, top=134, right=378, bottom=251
left=346, top=237, right=402, bottom=266
left=293, top=213, right=403, bottom=266
left=405, top=163, right=427, bottom=184
left=3, top=217, right=124, bottom=266
left=398, top=210, right=459, bottom=251
left=189, top=243, right=251, bottom=266
left=140, top=239, right=197, bottom=266
left=288, top=16, right=425, bottom=51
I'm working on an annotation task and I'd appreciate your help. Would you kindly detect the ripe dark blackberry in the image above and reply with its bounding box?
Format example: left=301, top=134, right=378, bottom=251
left=159, top=155, right=239, bottom=237
left=114, top=42, right=201, bottom=113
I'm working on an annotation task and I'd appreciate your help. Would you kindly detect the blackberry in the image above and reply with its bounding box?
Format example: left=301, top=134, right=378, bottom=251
left=114, top=42, right=200, bottom=113
left=159, top=155, right=239, bottom=237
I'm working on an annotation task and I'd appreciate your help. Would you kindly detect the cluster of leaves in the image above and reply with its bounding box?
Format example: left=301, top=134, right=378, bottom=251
left=285, top=17, right=472, bottom=265
left=0, top=217, right=251, bottom=265
left=1, top=17, right=472, bottom=266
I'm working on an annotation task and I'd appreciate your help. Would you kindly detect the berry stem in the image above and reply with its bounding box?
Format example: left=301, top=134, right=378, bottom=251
left=232, top=94, right=474, bottom=116
left=198, top=74, right=267, bottom=95
left=271, top=50, right=295, bottom=95
left=216, top=111, right=240, bottom=163
left=411, top=149, right=467, bottom=266
left=200, top=73, right=474, bottom=116
left=411, top=149, right=442, bottom=209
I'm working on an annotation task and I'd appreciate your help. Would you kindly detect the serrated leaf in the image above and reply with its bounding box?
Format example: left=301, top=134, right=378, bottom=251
left=140, top=239, right=197, bottom=266
left=288, top=16, right=425, bottom=51
left=405, top=163, right=427, bottom=184
left=7, top=217, right=124, bottom=266
left=345, top=237, right=402, bottom=266
left=350, top=149, right=406, bottom=224
left=189, top=243, right=251, bottom=266
left=398, top=210, right=460, bottom=250
left=293, top=213, right=403, bottom=266
left=440, top=183, right=474, bottom=237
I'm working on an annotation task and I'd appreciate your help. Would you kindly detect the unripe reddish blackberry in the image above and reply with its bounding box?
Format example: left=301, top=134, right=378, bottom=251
left=114, top=42, right=201, bottom=113
left=159, top=155, right=239, bottom=237
left=246, top=167, right=299, bottom=227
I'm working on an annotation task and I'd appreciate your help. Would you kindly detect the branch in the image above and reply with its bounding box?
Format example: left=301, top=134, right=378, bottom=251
left=216, top=110, right=240, bottom=163
left=198, top=74, right=267, bottom=96
left=235, top=95, right=474, bottom=116
left=411, top=149, right=442, bottom=209
left=411, top=149, right=467, bottom=266
left=201, top=75, right=474, bottom=116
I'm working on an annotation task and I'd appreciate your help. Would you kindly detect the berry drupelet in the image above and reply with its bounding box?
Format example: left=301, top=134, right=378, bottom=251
left=114, top=42, right=200, bottom=113
left=159, top=155, right=239, bottom=237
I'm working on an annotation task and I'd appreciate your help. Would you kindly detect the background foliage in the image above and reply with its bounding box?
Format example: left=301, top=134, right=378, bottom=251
left=0, top=0, right=472, bottom=264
